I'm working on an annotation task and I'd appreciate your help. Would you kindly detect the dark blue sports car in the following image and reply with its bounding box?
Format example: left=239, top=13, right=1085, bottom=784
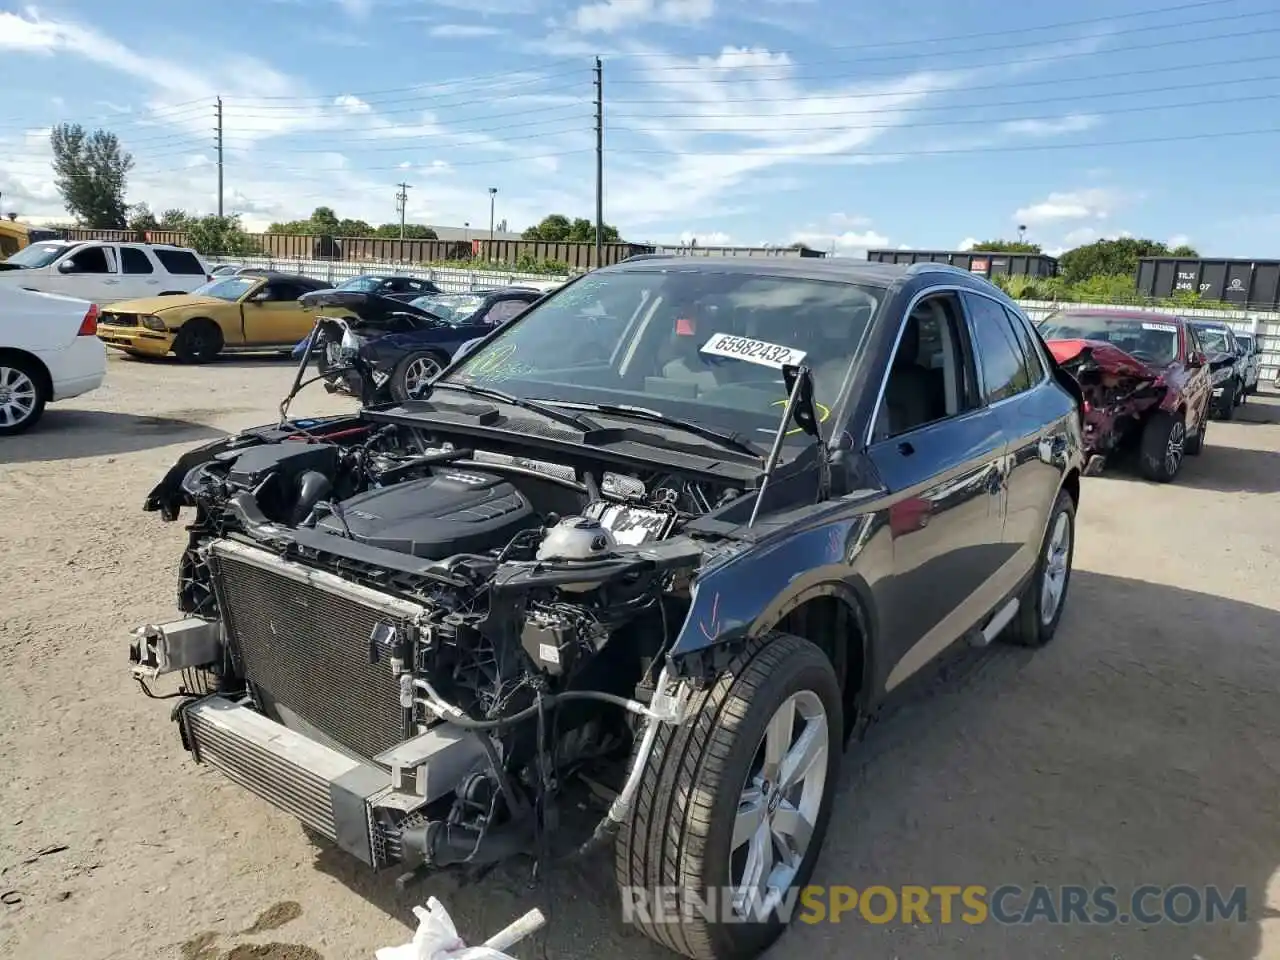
left=294, top=286, right=545, bottom=401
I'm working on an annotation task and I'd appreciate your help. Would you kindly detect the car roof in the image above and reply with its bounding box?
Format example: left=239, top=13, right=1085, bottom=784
left=604, top=254, right=978, bottom=289
left=1052, top=307, right=1186, bottom=323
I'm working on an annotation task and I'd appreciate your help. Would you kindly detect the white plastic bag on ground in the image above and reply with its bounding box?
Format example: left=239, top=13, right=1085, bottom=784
left=375, top=896, right=542, bottom=960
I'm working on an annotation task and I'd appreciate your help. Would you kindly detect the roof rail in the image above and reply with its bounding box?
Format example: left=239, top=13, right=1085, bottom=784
left=619, top=253, right=671, bottom=262
left=904, top=262, right=973, bottom=277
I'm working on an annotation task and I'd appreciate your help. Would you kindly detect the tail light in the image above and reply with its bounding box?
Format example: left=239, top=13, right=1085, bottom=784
left=78, top=303, right=100, bottom=336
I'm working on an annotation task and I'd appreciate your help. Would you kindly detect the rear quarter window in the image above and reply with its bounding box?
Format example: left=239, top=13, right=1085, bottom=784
left=153, top=249, right=206, bottom=275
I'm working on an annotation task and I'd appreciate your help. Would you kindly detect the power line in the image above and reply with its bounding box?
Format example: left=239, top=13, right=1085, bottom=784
left=608, top=23, right=1280, bottom=84
left=215, top=97, right=224, bottom=218
left=607, top=91, right=1280, bottom=136
left=612, top=6, right=1269, bottom=74
left=609, top=0, right=1254, bottom=57
left=606, top=52, right=1280, bottom=105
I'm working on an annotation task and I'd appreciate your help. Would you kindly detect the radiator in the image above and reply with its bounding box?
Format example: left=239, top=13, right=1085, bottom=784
left=207, top=538, right=425, bottom=762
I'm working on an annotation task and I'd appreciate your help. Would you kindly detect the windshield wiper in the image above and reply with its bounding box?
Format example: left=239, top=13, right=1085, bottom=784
left=546, top=401, right=765, bottom=459
left=430, top=381, right=601, bottom=432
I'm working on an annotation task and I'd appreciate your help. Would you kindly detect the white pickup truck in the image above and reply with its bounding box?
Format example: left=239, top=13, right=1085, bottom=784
left=0, top=239, right=211, bottom=305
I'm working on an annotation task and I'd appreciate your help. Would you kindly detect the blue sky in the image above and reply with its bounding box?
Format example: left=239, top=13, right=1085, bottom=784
left=2, top=0, right=1279, bottom=257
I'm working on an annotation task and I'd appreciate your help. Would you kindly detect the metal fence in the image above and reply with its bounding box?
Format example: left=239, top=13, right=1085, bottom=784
left=209, top=256, right=571, bottom=293
left=1019, top=299, right=1280, bottom=383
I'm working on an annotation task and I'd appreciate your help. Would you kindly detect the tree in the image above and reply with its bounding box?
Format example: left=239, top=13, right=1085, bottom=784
left=972, top=239, right=1042, bottom=254
left=1058, top=237, right=1200, bottom=284
left=374, top=223, right=437, bottom=239
left=183, top=214, right=260, bottom=257
left=50, top=123, right=134, bottom=228
left=127, top=202, right=158, bottom=234
left=521, top=213, right=621, bottom=243
left=159, top=208, right=191, bottom=229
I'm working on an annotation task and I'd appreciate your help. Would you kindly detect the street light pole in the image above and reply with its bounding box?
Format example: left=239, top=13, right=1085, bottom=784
left=488, top=187, right=497, bottom=242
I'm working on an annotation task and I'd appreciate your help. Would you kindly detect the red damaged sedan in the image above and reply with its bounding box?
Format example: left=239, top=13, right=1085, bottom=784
left=1035, top=309, right=1213, bottom=483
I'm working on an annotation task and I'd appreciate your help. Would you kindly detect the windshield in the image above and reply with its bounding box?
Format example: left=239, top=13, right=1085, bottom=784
left=1192, top=324, right=1232, bottom=355
left=412, top=293, right=486, bottom=324
left=5, top=242, right=69, bottom=268
left=1038, top=312, right=1180, bottom=366
left=337, top=276, right=385, bottom=293
left=440, top=268, right=881, bottom=445
left=191, top=276, right=258, bottom=301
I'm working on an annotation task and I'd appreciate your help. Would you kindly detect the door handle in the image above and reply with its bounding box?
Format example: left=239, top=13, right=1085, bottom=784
left=897, top=440, right=915, bottom=456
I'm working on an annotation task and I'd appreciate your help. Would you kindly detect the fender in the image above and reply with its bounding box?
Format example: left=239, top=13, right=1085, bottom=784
left=667, top=510, right=885, bottom=703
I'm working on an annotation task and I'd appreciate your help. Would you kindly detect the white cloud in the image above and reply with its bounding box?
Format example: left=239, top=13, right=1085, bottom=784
left=333, top=94, right=371, bottom=113
left=790, top=228, right=888, bottom=258
left=1013, top=188, right=1130, bottom=226
left=1000, top=113, right=1100, bottom=137
left=429, top=23, right=506, bottom=37
left=677, top=230, right=732, bottom=245
left=1167, top=233, right=1191, bottom=249
left=571, top=0, right=714, bottom=33
left=957, top=237, right=978, bottom=251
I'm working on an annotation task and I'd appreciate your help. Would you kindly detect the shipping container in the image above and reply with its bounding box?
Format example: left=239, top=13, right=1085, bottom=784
left=866, top=249, right=1058, bottom=279
left=1136, top=257, right=1280, bottom=308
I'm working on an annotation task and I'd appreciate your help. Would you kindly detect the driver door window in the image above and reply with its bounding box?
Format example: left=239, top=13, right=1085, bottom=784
left=61, top=245, right=113, bottom=274
left=874, top=291, right=979, bottom=441
left=243, top=282, right=308, bottom=345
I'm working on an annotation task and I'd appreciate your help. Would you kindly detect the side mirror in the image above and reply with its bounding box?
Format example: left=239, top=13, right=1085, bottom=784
left=1187, top=352, right=1205, bottom=368
left=248, top=289, right=269, bottom=302
left=57, top=259, right=75, bottom=273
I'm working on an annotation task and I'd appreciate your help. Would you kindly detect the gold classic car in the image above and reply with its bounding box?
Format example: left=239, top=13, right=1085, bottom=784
left=96, top=272, right=337, bottom=362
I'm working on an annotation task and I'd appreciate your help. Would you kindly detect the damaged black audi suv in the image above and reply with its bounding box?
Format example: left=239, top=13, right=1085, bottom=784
left=130, top=255, right=1084, bottom=960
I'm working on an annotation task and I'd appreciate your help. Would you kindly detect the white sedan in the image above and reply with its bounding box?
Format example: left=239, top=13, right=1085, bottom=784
left=0, top=285, right=106, bottom=434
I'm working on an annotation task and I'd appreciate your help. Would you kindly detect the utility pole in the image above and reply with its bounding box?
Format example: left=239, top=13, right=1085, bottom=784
left=215, top=97, right=224, bottom=218
left=395, top=182, right=411, bottom=239
left=594, top=57, right=604, bottom=269
left=488, top=187, right=497, bottom=242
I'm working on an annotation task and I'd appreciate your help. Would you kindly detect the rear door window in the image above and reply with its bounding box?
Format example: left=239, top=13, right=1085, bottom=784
left=154, top=249, right=206, bottom=275
left=962, top=292, right=1034, bottom=403
left=120, top=246, right=154, bottom=274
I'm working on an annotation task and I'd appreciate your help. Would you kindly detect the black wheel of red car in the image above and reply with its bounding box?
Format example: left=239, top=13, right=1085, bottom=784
left=617, top=632, right=842, bottom=960
left=1182, top=414, right=1203, bottom=458
left=1138, top=410, right=1187, bottom=482
left=1003, top=487, right=1075, bottom=648
left=389, top=350, right=447, bottom=402
left=172, top=318, right=223, bottom=363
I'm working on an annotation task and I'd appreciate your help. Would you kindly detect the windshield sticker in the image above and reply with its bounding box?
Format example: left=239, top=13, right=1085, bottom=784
left=700, top=333, right=807, bottom=369
left=1142, top=323, right=1178, bottom=332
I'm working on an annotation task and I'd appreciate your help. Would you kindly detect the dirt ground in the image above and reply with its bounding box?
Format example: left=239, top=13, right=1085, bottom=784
left=3, top=352, right=1280, bottom=960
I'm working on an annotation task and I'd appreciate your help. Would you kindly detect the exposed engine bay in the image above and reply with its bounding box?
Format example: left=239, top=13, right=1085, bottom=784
left=131, top=413, right=756, bottom=878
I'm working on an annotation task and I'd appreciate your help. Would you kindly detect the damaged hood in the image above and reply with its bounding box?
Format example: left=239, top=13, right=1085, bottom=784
left=1045, top=338, right=1164, bottom=381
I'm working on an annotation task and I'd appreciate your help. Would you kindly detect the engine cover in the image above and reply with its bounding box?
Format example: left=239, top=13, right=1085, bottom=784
left=316, top=469, right=536, bottom=559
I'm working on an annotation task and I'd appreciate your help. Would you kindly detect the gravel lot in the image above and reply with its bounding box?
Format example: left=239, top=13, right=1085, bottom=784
left=3, top=352, right=1280, bottom=960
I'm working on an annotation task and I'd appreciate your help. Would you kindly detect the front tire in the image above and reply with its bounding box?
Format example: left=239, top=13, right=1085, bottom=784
left=1003, top=488, right=1075, bottom=648
left=172, top=319, right=223, bottom=363
left=1138, top=410, right=1187, bottom=482
left=617, top=633, right=842, bottom=960
left=389, top=350, right=446, bottom=402
left=0, top=357, right=47, bottom=435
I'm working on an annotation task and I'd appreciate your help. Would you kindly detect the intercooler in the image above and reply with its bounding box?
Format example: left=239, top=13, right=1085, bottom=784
left=206, top=538, right=425, bottom=762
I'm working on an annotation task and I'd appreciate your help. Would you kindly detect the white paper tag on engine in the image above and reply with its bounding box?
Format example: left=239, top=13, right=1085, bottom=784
left=586, top=501, right=671, bottom=546
left=699, top=332, right=807, bottom=369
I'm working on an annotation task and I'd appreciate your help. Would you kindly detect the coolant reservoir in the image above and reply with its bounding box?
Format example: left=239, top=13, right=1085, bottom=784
left=536, top=516, right=617, bottom=562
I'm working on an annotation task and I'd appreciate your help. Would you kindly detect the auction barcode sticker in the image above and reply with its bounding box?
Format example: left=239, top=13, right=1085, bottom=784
left=1142, top=322, right=1178, bottom=332
left=700, top=332, right=807, bottom=369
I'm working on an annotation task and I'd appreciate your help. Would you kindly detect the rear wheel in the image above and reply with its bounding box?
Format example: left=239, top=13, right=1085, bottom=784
left=0, top=357, right=46, bottom=435
left=617, top=632, right=842, bottom=960
left=1138, top=410, right=1186, bottom=482
left=390, top=350, right=446, bottom=401
left=172, top=319, right=223, bottom=363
